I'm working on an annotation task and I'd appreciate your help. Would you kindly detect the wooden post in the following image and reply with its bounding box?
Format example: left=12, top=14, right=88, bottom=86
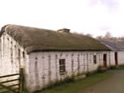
left=19, top=68, right=24, bottom=93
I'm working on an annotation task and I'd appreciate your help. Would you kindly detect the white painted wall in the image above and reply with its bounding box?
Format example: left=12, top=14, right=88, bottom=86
left=0, top=32, right=29, bottom=79
left=108, top=51, right=124, bottom=66
left=27, top=51, right=109, bottom=92
left=109, top=52, right=115, bottom=66
left=118, top=51, right=124, bottom=65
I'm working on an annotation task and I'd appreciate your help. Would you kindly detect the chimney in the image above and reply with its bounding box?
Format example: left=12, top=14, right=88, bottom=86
left=57, top=28, right=70, bottom=33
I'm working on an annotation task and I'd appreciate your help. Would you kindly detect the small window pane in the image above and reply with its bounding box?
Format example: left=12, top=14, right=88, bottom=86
left=59, top=59, right=66, bottom=75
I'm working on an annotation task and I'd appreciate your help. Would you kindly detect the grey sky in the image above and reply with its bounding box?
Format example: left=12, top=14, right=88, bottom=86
left=0, top=0, right=124, bottom=37
left=89, top=0, right=118, bottom=12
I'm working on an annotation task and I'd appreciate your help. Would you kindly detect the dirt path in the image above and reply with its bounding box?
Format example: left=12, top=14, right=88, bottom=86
left=79, top=70, right=124, bottom=93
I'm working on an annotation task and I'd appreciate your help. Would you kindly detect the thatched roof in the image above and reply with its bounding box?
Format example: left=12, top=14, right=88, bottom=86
left=0, top=24, right=110, bottom=53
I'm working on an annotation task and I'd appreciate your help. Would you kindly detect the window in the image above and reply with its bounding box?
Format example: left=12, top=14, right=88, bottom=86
left=23, top=51, right=25, bottom=58
left=93, top=55, right=97, bottom=64
left=59, top=59, right=66, bottom=75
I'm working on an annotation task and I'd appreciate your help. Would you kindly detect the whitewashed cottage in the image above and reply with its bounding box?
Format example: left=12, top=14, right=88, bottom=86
left=100, top=40, right=124, bottom=66
left=0, top=24, right=110, bottom=93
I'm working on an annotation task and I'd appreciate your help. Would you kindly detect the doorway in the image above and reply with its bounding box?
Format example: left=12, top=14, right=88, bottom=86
left=103, top=54, right=107, bottom=68
left=115, top=52, right=118, bottom=66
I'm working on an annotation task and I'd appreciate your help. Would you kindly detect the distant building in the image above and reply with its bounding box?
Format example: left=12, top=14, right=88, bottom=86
left=100, top=40, right=124, bottom=66
left=0, top=25, right=110, bottom=92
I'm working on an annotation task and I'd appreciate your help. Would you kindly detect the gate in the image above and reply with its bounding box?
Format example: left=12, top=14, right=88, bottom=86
left=0, top=68, right=24, bottom=93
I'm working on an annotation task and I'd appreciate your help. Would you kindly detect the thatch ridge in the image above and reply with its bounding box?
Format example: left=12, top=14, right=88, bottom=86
left=0, top=24, right=110, bottom=53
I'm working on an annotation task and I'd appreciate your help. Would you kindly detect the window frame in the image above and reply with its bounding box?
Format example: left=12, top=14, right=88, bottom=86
left=93, top=55, right=97, bottom=64
left=59, top=59, right=66, bottom=75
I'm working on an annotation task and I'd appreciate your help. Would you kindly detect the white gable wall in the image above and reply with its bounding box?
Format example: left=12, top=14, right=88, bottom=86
left=0, top=32, right=29, bottom=78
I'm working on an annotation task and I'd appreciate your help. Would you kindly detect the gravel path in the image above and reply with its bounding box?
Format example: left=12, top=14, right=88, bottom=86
left=79, top=70, right=124, bottom=93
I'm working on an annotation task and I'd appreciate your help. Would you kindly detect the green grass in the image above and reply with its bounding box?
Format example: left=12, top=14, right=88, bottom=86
left=117, top=65, right=124, bottom=70
left=0, top=86, right=11, bottom=93
left=35, top=72, right=112, bottom=93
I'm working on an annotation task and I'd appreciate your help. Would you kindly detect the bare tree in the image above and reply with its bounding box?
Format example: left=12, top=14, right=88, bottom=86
left=104, top=32, right=112, bottom=40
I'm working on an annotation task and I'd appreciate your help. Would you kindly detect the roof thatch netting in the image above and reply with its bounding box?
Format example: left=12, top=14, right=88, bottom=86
left=0, top=24, right=110, bottom=53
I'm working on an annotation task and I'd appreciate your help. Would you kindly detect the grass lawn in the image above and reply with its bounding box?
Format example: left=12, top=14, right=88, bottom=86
left=0, top=86, right=10, bottom=93
left=117, top=65, right=124, bottom=70
left=35, top=72, right=112, bottom=93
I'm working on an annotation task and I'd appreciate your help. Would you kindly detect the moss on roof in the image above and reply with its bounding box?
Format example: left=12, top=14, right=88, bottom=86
left=0, top=24, right=110, bottom=53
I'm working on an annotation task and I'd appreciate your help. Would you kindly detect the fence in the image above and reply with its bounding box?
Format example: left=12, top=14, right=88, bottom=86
left=0, top=68, right=24, bottom=93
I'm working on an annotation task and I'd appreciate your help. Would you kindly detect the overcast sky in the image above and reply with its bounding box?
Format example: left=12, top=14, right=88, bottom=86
left=0, top=0, right=124, bottom=37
